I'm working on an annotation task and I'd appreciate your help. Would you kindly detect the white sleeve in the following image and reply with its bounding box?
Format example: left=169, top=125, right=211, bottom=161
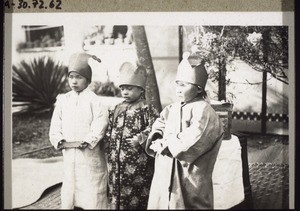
left=84, top=98, right=109, bottom=149
left=49, top=95, right=65, bottom=149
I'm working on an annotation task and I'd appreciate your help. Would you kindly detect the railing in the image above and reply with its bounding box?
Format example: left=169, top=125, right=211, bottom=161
left=232, top=112, right=288, bottom=122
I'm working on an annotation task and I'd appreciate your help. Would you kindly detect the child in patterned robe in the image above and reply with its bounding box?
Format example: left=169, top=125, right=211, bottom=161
left=103, top=62, right=159, bottom=209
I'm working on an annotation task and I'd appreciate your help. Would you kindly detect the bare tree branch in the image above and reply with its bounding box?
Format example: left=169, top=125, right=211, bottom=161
left=219, top=26, right=225, bottom=38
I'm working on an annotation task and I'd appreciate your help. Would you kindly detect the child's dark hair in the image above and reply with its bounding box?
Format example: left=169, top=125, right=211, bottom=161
left=139, top=87, right=146, bottom=100
left=196, top=85, right=208, bottom=100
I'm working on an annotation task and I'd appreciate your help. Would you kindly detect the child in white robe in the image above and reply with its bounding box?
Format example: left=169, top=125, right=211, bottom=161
left=49, top=52, right=109, bottom=209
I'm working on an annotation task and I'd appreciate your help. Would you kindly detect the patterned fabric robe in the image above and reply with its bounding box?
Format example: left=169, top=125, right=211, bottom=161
left=49, top=88, right=109, bottom=209
left=145, top=97, right=224, bottom=209
left=104, top=98, right=159, bottom=209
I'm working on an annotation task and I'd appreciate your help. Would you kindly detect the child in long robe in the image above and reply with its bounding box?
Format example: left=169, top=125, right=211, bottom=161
left=49, top=52, right=109, bottom=209
left=104, top=62, right=159, bottom=209
left=146, top=52, right=224, bottom=209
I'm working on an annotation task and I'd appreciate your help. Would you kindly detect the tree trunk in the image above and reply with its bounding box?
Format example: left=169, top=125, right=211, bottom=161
left=179, top=26, right=183, bottom=63
left=131, top=26, right=162, bottom=112
left=218, top=58, right=227, bottom=101
left=261, top=29, right=270, bottom=134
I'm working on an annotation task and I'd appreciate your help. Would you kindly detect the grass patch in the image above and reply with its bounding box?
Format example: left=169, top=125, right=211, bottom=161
left=12, top=111, right=62, bottom=159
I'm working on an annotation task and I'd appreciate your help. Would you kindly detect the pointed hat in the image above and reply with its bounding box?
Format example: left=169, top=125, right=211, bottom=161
left=68, top=52, right=92, bottom=82
left=176, top=52, right=208, bottom=88
left=118, top=62, right=147, bottom=89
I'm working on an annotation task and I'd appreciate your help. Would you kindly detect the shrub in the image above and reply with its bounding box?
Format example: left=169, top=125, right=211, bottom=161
left=90, top=80, right=121, bottom=97
left=12, top=56, right=68, bottom=114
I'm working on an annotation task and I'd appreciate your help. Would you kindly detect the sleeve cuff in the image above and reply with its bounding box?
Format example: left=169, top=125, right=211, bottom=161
left=86, top=140, right=97, bottom=149
left=165, top=134, right=180, bottom=157
left=84, top=134, right=100, bottom=149
left=149, top=132, right=163, bottom=142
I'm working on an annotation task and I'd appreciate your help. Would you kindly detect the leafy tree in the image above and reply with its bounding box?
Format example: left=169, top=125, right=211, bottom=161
left=240, top=26, right=288, bottom=84
left=186, top=25, right=288, bottom=134
left=187, top=25, right=288, bottom=101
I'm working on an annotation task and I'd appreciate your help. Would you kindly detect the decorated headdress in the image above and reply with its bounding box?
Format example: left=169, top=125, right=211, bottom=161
left=68, top=52, right=101, bottom=83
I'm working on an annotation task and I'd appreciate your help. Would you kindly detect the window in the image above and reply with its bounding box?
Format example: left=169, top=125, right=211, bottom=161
left=18, top=25, right=65, bottom=51
left=83, top=25, right=133, bottom=50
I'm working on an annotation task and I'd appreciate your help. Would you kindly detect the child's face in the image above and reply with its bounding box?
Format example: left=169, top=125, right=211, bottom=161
left=175, top=81, right=199, bottom=103
left=120, top=85, right=144, bottom=103
left=68, top=72, right=89, bottom=92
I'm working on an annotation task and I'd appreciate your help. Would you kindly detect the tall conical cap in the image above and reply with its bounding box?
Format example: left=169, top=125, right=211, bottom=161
left=68, top=52, right=92, bottom=82
left=118, top=62, right=147, bottom=89
left=176, top=52, right=208, bottom=88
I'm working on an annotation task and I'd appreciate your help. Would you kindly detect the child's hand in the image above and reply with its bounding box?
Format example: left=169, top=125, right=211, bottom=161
left=126, top=135, right=140, bottom=148
left=149, top=138, right=165, bottom=153
left=78, top=142, right=88, bottom=149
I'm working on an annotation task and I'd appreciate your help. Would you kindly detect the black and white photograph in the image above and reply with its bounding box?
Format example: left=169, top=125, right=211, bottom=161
left=3, top=4, right=295, bottom=210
